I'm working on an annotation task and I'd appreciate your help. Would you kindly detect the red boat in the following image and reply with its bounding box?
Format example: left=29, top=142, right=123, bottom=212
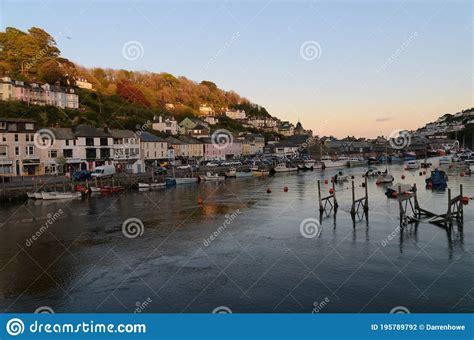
left=100, top=186, right=125, bottom=193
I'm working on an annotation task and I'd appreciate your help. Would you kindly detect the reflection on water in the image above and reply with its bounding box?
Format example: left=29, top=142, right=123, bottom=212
left=0, top=163, right=472, bottom=313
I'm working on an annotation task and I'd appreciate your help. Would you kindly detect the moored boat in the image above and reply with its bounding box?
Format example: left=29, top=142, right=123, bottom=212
left=274, top=163, right=298, bottom=173
left=332, top=170, right=350, bottom=183
left=403, top=151, right=417, bottom=161
left=225, top=167, right=236, bottom=177
left=252, top=169, right=270, bottom=177
left=425, top=169, right=448, bottom=189
left=321, top=156, right=348, bottom=168
left=138, top=182, right=166, bottom=189
left=235, top=171, right=253, bottom=178
left=348, top=157, right=367, bottom=168
left=166, top=177, right=198, bottom=186
left=100, top=186, right=125, bottom=193
left=405, top=160, right=420, bottom=170
left=41, top=191, right=82, bottom=200
left=385, top=183, right=414, bottom=198
left=439, top=156, right=451, bottom=165
left=376, top=171, right=395, bottom=184
left=200, top=172, right=225, bottom=181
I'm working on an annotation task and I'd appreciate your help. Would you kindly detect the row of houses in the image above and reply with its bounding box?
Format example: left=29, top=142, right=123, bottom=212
left=0, top=77, right=79, bottom=109
left=0, top=117, right=265, bottom=176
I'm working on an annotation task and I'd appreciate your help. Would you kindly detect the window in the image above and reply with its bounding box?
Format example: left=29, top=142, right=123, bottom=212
left=100, top=138, right=108, bottom=146
left=25, top=145, right=34, bottom=156
left=1, top=134, right=6, bottom=142
left=15, top=146, right=19, bottom=156
left=86, top=148, right=97, bottom=159
left=0, top=146, right=7, bottom=157
left=86, top=138, right=94, bottom=146
left=48, top=150, right=58, bottom=158
left=63, top=149, right=73, bottom=158
left=26, top=134, right=30, bottom=142
left=8, top=123, right=17, bottom=131
left=0, top=122, right=6, bottom=129
left=65, top=140, right=69, bottom=146
left=25, top=123, right=34, bottom=130
left=14, top=134, right=19, bottom=142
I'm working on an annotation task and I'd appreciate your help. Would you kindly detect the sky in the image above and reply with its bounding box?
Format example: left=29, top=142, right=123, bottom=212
left=1, top=0, right=472, bottom=138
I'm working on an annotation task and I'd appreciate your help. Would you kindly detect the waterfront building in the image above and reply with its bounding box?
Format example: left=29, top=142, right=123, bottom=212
left=72, top=125, right=114, bottom=171
left=139, top=132, right=169, bottom=167
left=110, top=129, right=143, bottom=173
left=152, top=115, right=179, bottom=135
left=0, top=117, right=41, bottom=176
left=41, top=127, right=81, bottom=175
left=278, top=121, right=295, bottom=137
left=177, top=135, right=204, bottom=161
left=166, top=136, right=189, bottom=159
left=240, top=134, right=265, bottom=156
left=200, top=136, right=242, bottom=161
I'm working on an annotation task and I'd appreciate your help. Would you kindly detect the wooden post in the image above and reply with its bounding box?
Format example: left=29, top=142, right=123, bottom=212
left=350, top=180, right=355, bottom=216
left=332, top=180, right=338, bottom=209
left=398, top=185, right=403, bottom=226
left=364, top=176, right=369, bottom=212
left=459, top=184, right=463, bottom=220
left=447, top=188, right=452, bottom=228
left=317, top=180, right=323, bottom=212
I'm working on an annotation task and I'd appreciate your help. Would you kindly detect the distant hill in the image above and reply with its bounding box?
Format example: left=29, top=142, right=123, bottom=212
left=0, top=26, right=272, bottom=130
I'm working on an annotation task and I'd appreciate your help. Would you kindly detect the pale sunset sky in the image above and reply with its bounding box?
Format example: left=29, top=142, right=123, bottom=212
left=1, top=0, right=472, bottom=138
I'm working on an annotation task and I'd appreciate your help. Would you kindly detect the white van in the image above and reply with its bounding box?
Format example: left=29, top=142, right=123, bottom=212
left=91, top=165, right=116, bottom=178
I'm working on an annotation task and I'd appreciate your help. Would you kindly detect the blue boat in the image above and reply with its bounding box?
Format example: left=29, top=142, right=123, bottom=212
left=425, top=169, right=448, bottom=189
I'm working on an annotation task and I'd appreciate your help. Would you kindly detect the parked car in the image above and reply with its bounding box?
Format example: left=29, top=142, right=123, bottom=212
left=177, top=165, right=191, bottom=170
left=73, top=170, right=91, bottom=181
left=91, top=165, right=116, bottom=178
left=154, top=167, right=167, bottom=175
left=207, top=162, right=219, bottom=167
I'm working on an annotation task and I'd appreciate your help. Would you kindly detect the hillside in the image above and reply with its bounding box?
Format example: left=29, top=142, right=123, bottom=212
left=0, top=26, right=272, bottom=130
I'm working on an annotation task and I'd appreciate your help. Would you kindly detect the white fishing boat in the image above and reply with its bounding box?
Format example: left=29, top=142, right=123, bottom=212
left=376, top=173, right=395, bottom=184
left=201, top=172, right=225, bottom=181
left=138, top=182, right=166, bottom=189
left=347, top=157, right=367, bottom=168
left=34, top=192, right=43, bottom=199
left=235, top=171, right=253, bottom=178
left=332, top=170, right=350, bottom=183
left=274, top=163, right=298, bottom=173
left=41, top=192, right=82, bottom=200
left=297, top=159, right=317, bottom=170
left=405, top=160, right=420, bottom=170
left=364, top=168, right=381, bottom=177
left=321, top=156, right=348, bottom=168
left=27, top=192, right=37, bottom=199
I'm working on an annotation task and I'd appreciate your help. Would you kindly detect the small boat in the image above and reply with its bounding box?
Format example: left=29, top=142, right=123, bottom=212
left=235, top=171, right=253, bottom=178
left=201, top=172, right=225, bottom=181
left=297, top=159, right=317, bottom=170
left=274, top=163, right=298, bottom=173
left=385, top=183, right=414, bottom=198
left=34, top=192, right=43, bottom=199
left=27, top=192, right=37, bottom=199
left=321, top=156, right=348, bottom=168
left=376, top=171, right=395, bottom=184
left=100, top=186, right=125, bottom=193
left=89, top=186, right=102, bottom=193
left=364, top=168, right=381, bottom=177
left=332, top=170, right=350, bottom=183
left=439, top=156, right=451, bottom=165
left=166, top=177, right=198, bottom=186
left=138, top=182, right=166, bottom=189
left=403, top=152, right=417, bottom=161
left=41, top=191, right=82, bottom=200
left=348, top=157, right=367, bottom=168
left=225, top=167, right=237, bottom=177
left=420, top=161, right=432, bottom=168
left=405, top=160, right=420, bottom=170
left=425, top=169, right=448, bottom=189
left=252, top=169, right=270, bottom=177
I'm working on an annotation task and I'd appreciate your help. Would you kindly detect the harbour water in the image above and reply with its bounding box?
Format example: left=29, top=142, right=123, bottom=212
left=0, top=162, right=472, bottom=313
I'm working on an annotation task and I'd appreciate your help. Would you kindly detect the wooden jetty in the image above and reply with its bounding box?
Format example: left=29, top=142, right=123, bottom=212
left=398, top=183, right=464, bottom=228
left=350, top=177, right=368, bottom=217
left=317, top=180, right=338, bottom=213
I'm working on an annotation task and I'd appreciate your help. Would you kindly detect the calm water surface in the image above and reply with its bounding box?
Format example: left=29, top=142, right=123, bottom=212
left=0, top=161, right=472, bottom=313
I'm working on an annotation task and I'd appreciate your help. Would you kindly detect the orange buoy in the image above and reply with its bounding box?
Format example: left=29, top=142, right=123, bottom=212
left=401, top=175, right=405, bottom=180
left=462, top=196, right=469, bottom=205
left=324, top=179, right=328, bottom=184
left=460, top=172, right=465, bottom=177
left=427, top=182, right=433, bottom=189
left=283, top=186, right=288, bottom=192
left=391, top=191, right=398, bottom=198
left=267, top=188, right=272, bottom=194
left=197, top=197, right=203, bottom=205
left=329, top=188, right=334, bottom=194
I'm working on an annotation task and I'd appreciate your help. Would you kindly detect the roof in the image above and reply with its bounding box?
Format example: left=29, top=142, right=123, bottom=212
left=178, top=135, right=203, bottom=144
left=165, top=136, right=184, bottom=145
left=140, top=131, right=165, bottom=142
left=0, top=117, right=36, bottom=123
left=193, top=124, right=209, bottom=131
left=73, top=124, right=111, bottom=137
left=50, top=127, right=75, bottom=140
left=110, top=129, right=136, bottom=138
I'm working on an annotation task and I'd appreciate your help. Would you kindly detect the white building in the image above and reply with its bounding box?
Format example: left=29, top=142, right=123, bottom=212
left=139, top=132, right=169, bottom=165
left=225, top=109, right=246, bottom=120
left=110, top=129, right=143, bottom=173
left=152, top=115, right=178, bottom=135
